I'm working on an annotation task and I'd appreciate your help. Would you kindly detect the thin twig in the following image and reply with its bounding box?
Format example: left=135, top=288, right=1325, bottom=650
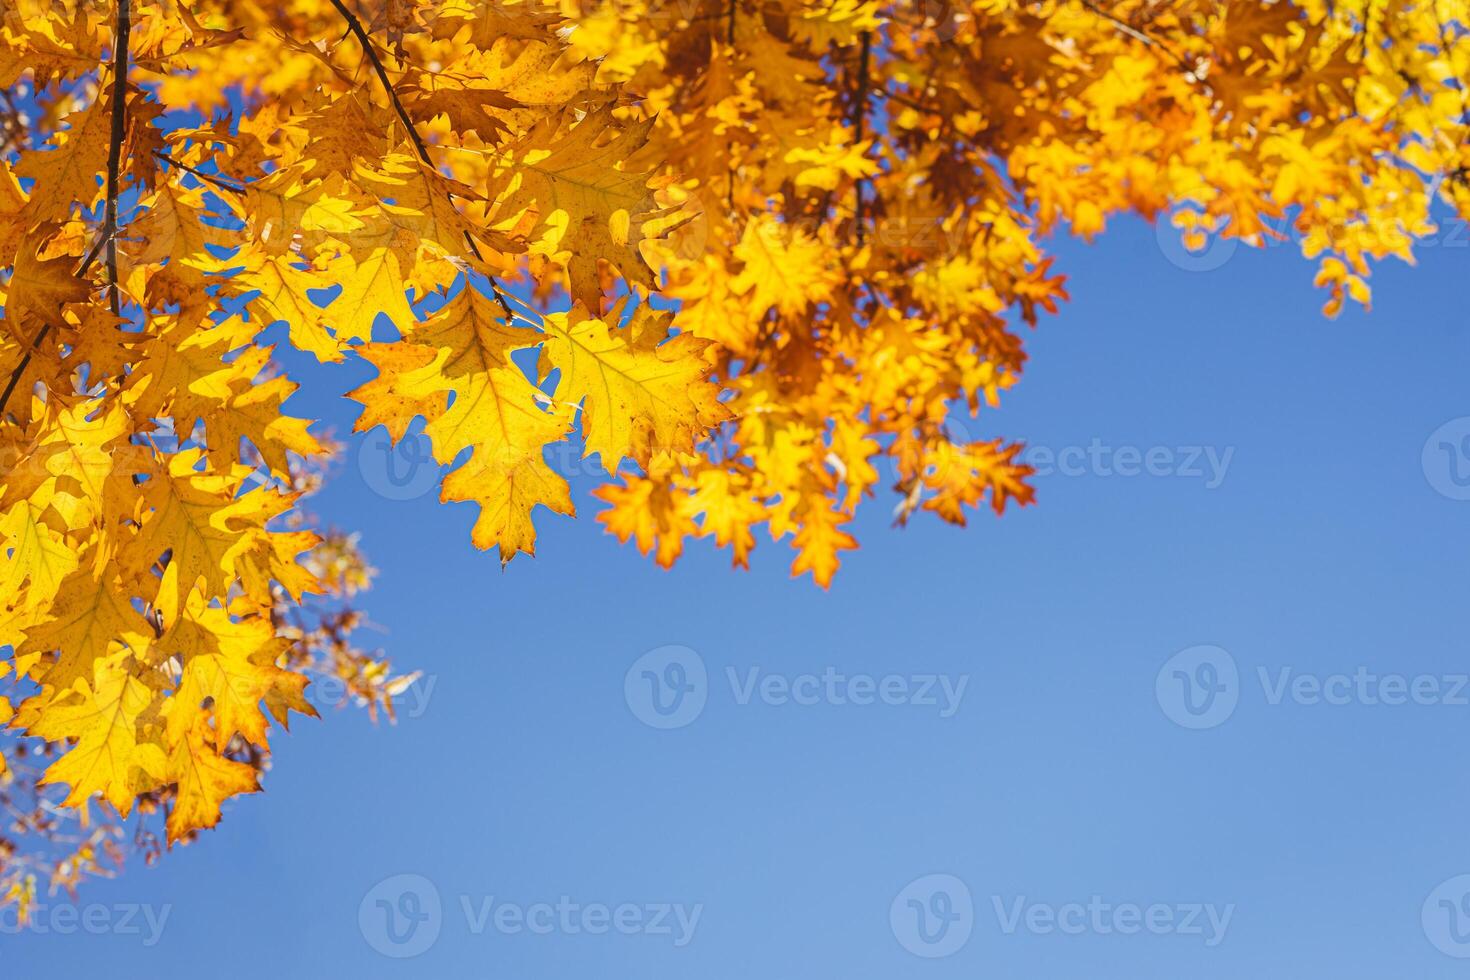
left=101, top=0, right=132, bottom=317
left=882, top=88, right=931, bottom=113
left=153, top=150, right=246, bottom=195
left=725, top=0, right=737, bottom=213
left=1078, top=0, right=1203, bottom=83
left=0, top=324, right=49, bottom=415
left=328, top=0, right=515, bottom=319
left=854, top=29, right=872, bottom=246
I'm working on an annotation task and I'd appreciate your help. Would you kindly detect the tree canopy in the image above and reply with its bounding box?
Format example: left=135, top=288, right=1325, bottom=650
left=1, top=0, right=1467, bottom=913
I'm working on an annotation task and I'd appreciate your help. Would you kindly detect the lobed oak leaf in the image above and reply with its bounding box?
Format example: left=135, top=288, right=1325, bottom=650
left=4, top=228, right=92, bottom=346
left=14, top=97, right=110, bottom=224
left=34, top=668, right=168, bottom=816
left=236, top=250, right=342, bottom=361
left=729, top=216, right=838, bottom=318
left=593, top=470, right=696, bottom=569
left=351, top=287, right=576, bottom=560
left=0, top=498, right=79, bottom=611
left=160, top=596, right=298, bottom=752
left=165, top=713, right=260, bottom=843
left=788, top=499, right=858, bottom=589
left=22, top=561, right=154, bottom=692
left=539, top=301, right=731, bottom=472
left=122, top=450, right=286, bottom=626
left=494, top=107, right=670, bottom=309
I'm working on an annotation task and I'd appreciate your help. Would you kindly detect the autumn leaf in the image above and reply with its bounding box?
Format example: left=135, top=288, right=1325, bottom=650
left=540, top=301, right=731, bottom=472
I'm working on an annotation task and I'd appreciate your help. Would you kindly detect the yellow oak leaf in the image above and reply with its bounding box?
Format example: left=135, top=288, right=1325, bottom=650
left=23, top=562, right=154, bottom=691
left=351, top=287, right=576, bottom=560
left=321, top=245, right=417, bottom=341
left=208, top=375, right=324, bottom=474
left=160, top=596, right=302, bottom=751
left=0, top=398, right=129, bottom=532
left=789, top=499, right=857, bottom=589
left=123, top=450, right=282, bottom=626
left=729, top=216, right=837, bottom=317
left=4, top=229, right=91, bottom=344
left=495, top=107, right=667, bottom=308
left=34, top=669, right=168, bottom=815
left=0, top=499, right=78, bottom=610
left=237, top=251, right=342, bottom=362
left=540, top=302, right=730, bottom=472
left=14, top=98, right=109, bottom=223
left=165, top=713, right=260, bottom=842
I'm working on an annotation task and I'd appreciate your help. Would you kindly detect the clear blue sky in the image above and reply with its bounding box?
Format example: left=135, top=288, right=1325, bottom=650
left=7, top=215, right=1470, bottom=978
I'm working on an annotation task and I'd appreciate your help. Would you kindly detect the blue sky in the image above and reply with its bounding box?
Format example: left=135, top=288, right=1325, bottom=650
left=6, top=214, right=1470, bottom=978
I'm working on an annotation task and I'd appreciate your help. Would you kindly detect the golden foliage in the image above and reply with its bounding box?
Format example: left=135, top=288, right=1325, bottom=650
left=1, top=0, right=1467, bottom=861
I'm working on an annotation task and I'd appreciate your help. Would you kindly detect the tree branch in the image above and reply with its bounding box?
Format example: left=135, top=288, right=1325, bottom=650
left=2, top=0, right=130, bottom=419
left=101, top=0, right=132, bottom=316
left=854, top=29, right=872, bottom=246
left=1078, top=0, right=1203, bottom=83
left=725, top=0, right=738, bottom=213
left=153, top=150, right=246, bottom=196
left=0, top=324, right=48, bottom=416
left=327, top=0, right=515, bottom=320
